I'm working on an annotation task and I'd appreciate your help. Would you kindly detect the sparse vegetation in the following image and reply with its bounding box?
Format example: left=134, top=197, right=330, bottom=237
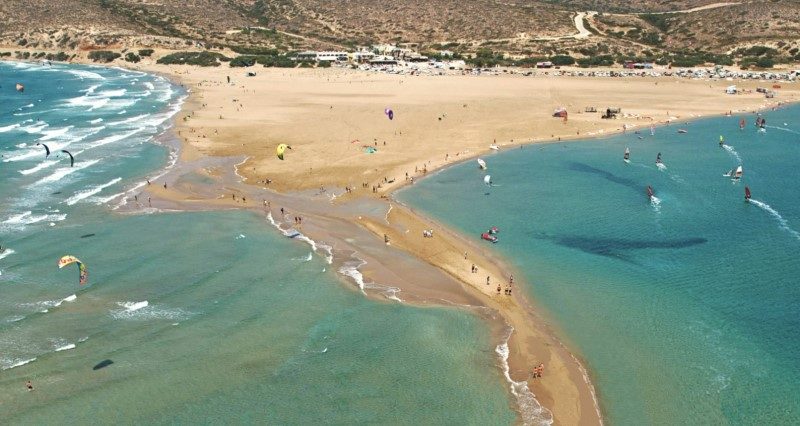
left=88, top=50, right=121, bottom=63
left=156, top=51, right=228, bottom=66
left=138, top=49, right=154, bottom=57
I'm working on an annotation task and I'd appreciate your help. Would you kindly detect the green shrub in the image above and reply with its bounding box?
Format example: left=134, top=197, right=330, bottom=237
left=125, top=52, right=141, bottom=63
left=550, top=55, right=575, bottom=66
left=318, top=60, right=331, bottom=68
left=230, top=56, right=258, bottom=67
left=577, top=55, right=614, bottom=67
left=138, top=49, right=154, bottom=57
left=156, top=51, right=228, bottom=66
left=88, top=50, right=121, bottom=63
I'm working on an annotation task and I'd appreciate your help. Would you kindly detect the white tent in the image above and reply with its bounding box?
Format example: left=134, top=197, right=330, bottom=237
left=725, top=85, right=737, bottom=95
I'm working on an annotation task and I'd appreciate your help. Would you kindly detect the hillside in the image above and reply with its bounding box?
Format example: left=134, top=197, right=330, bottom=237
left=0, top=0, right=798, bottom=66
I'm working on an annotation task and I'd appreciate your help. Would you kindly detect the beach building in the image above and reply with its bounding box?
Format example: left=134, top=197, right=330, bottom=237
left=294, top=51, right=318, bottom=62
left=352, top=50, right=375, bottom=63
left=316, top=51, right=349, bottom=62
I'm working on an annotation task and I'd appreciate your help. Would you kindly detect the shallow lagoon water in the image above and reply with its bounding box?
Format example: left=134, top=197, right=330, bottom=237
left=399, top=108, right=800, bottom=424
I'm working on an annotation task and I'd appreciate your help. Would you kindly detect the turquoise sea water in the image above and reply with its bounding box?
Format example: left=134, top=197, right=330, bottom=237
left=399, top=108, right=800, bottom=424
left=0, top=63, right=517, bottom=424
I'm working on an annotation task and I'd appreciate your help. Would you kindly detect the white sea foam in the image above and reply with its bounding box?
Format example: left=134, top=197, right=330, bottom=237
left=38, top=126, right=74, bottom=141
left=144, top=82, right=155, bottom=90
left=750, top=199, right=800, bottom=241
left=63, top=294, right=77, bottom=302
left=94, top=192, right=125, bottom=205
left=338, top=260, right=367, bottom=293
left=109, top=113, right=150, bottom=126
left=19, top=160, right=59, bottom=175
left=88, top=118, right=104, bottom=124
left=0, top=248, right=15, bottom=261
left=265, top=212, right=334, bottom=264
left=722, top=145, right=742, bottom=164
left=86, top=128, right=143, bottom=149
left=54, top=343, right=76, bottom=352
left=1, top=357, right=36, bottom=371
left=65, top=177, right=122, bottom=205
left=235, top=234, right=246, bottom=240
left=496, top=336, right=554, bottom=426
left=112, top=301, right=191, bottom=321
left=650, top=196, right=662, bottom=213
left=33, top=159, right=100, bottom=185
left=0, top=123, right=21, bottom=133
left=656, top=163, right=667, bottom=171
left=3, top=211, right=67, bottom=226
left=65, top=69, right=105, bottom=80
left=119, top=301, right=149, bottom=311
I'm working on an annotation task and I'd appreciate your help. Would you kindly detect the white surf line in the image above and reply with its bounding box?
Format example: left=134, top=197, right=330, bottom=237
left=496, top=329, right=554, bottom=426
left=749, top=199, right=800, bottom=241
left=233, top=156, right=251, bottom=182
left=265, top=212, right=333, bottom=264
left=65, top=177, right=122, bottom=205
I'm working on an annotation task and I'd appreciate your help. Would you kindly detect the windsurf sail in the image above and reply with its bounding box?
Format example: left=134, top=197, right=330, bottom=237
left=719, top=135, right=725, bottom=146
left=477, top=159, right=487, bottom=170
left=623, top=147, right=630, bottom=161
left=483, top=175, right=492, bottom=186
left=647, top=185, right=654, bottom=199
left=650, top=124, right=655, bottom=136
left=734, top=165, right=743, bottom=179
left=745, top=186, right=751, bottom=201
left=656, top=152, right=662, bottom=164
left=739, top=118, right=746, bottom=130
left=15, top=83, right=24, bottom=92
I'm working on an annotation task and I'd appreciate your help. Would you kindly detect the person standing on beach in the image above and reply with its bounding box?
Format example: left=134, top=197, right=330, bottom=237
left=509, top=275, right=514, bottom=285
left=486, top=276, right=490, bottom=286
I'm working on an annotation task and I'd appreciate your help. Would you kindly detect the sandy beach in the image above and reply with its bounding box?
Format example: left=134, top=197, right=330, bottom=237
left=18, top=52, right=796, bottom=424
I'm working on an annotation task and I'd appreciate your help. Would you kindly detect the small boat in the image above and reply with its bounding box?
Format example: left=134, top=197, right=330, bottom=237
left=489, top=144, right=500, bottom=151
left=286, top=229, right=301, bottom=239
left=488, top=226, right=499, bottom=234
left=477, top=158, right=487, bottom=170
left=745, top=186, right=751, bottom=202
left=647, top=185, right=654, bottom=200
left=677, top=129, right=688, bottom=134
left=481, top=232, right=498, bottom=243
left=623, top=147, right=630, bottom=163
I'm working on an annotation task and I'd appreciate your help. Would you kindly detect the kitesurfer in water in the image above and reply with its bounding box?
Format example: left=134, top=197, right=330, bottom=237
left=26, top=380, right=34, bottom=391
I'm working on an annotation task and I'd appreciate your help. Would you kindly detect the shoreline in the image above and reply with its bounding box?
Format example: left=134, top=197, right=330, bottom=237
left=101, top=61, right=799, bottom=426
left=7, top=57, right=799, bottom=424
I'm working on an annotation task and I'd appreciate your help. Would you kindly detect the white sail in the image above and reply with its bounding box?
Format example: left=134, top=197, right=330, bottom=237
left=734, top=165, right=743, bottom=178
left=484, top=175, right=491, bottom=185
left=477, top=159, right=487, bottom=169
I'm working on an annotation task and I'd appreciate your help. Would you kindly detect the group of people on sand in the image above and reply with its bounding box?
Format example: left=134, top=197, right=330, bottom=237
left=422, top=229, right=434, bottom=238
left=531, top=363, right=545, bottom=379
